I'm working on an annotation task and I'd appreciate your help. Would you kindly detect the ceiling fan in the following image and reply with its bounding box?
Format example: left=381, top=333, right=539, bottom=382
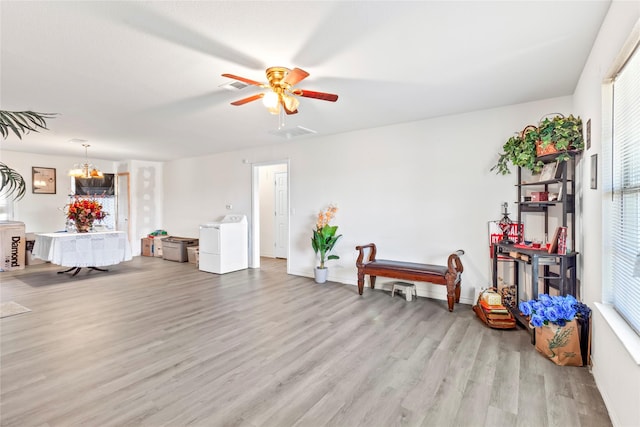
left=222, top=67, right=338, bottom=115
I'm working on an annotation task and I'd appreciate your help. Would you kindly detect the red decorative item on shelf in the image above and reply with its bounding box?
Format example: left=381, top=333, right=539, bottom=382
left=557, top=227, right=568, bottom=255
left=531, top=192, right=549, bottom=202
left=489, top=221, right=524, bottom=259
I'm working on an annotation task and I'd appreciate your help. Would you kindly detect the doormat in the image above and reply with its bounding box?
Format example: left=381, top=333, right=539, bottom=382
left=0, top=301, right=31, bottom=319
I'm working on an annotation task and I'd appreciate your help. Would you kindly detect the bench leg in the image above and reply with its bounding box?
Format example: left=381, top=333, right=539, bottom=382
left=357, top=271, right=365, bottom=295
left=446, top=273, right=456, bottom=312
left=370, top=276, right=377, bottom=290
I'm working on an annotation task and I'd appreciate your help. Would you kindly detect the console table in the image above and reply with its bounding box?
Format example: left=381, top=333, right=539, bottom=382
left=33, top=231, right=132, bottom=275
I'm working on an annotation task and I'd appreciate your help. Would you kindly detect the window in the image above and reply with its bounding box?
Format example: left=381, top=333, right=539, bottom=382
left=603, top=42, right=640, bottom=336
left=0, top=198, right=14, bottom=221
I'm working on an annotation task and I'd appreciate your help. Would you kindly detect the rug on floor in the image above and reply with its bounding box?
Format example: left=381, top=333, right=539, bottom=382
left=0, top=301, right=31, bottom=318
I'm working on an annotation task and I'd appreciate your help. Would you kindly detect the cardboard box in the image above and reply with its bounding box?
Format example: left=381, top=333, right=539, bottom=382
left=0, top=221, right=26, bottom=271
left=187, top=246, right=199, bottom=265
left=153, top=237, right=164, bottom=257
left=141, top=237, right=154, bottom=256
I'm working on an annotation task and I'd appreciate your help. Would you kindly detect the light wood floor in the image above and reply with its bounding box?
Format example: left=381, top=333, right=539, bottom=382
left=1, top=257, right=611, bottom=427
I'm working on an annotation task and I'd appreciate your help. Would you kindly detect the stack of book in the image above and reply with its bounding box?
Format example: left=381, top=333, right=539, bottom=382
left=473, top=290, right=516, bottom=329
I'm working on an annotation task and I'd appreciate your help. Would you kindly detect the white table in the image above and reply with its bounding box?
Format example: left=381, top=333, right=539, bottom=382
left=33, top=231, right=132, bottom=275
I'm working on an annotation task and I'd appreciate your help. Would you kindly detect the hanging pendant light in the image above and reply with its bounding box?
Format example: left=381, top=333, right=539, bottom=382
left=68, top=143, right=103, bottom=178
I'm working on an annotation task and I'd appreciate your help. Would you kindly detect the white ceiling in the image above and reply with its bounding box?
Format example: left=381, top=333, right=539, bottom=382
left=0, top=1, right=611, bottom=162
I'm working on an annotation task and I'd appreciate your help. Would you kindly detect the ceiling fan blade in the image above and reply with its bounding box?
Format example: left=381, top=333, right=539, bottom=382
left=222, top=73, right=265, bottom=87
left=283, top=68, right=309, bottom=87
left=230, top=93, right=264, bottom=106
left=294, top=89, right=339, bottom=102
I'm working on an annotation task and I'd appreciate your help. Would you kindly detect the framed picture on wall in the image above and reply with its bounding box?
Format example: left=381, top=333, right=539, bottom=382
left=32, top=166, right=56, bottom=194
left=538, top=162, right=558, bottom=182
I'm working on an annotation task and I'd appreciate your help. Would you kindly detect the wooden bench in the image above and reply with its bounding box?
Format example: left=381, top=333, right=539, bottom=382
left=355, top=243, right=464, bottom=312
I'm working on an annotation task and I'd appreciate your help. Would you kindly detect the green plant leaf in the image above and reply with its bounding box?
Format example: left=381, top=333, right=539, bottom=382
left=0, top=162, right=26, bottom=201
left=0, top=110, right=57, bottom=140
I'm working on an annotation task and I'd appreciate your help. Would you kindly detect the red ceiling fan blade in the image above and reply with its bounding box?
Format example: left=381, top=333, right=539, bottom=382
left=283, top=68, right=309, bottom=87
left=230, top=93, right=264, bottom=106
left=222, top=73, right=264, bottom=87
left=294, top=89, right=339, bottom=102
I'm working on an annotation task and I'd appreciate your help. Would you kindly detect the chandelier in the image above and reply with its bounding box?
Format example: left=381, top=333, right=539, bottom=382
left=68, top=143, right=103, bottom=178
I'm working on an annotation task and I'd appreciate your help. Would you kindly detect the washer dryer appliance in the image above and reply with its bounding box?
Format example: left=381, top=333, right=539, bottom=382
left=199, top=214, right=248, bottom=274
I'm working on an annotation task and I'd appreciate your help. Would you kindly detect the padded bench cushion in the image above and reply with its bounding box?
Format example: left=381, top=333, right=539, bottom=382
left=365, top=259, right=448, bottom=276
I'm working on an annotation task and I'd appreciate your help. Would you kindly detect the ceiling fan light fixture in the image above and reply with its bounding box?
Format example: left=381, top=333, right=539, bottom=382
left=262, top=91, right=279, bottom=109
left=224, top=67, right=337, bottom=116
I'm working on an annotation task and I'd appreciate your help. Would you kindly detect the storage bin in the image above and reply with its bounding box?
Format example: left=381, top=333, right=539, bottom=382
left=162, top=237, right=199, bottom=262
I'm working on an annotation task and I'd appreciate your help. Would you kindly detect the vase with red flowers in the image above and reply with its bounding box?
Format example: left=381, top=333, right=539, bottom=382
left=65, top=196, right=107, bottom=233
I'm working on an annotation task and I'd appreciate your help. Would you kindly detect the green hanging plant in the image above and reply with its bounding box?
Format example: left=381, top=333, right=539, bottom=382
left=537, top=114, right=584, bottom=162
left=492, top=114, right=584, bottom=175
left=491, top=126, right=543, bottom=175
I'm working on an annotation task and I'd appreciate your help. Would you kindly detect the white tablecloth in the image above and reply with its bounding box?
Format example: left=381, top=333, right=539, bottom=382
left=33, top=231, right=133, bottom=267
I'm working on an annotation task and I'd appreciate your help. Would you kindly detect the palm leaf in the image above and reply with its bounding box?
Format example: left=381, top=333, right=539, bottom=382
left=0, top=110, right=57, bottom=199
left=0, top=162, right=26, bottom=201
left=0, top=110, right=57, bottom=139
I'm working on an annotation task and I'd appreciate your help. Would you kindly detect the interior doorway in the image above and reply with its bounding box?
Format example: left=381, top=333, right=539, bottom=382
left=116, top=172, right=131, bottom=243
left=250, top=161, right=289, bottom=270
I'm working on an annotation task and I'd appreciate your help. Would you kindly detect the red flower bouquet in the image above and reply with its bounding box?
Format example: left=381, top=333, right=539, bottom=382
left=66, top=197, right=107, bottom=232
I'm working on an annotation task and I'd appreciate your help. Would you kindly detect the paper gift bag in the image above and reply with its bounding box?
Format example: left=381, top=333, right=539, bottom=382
left=535, top=319, right=583, bottom=366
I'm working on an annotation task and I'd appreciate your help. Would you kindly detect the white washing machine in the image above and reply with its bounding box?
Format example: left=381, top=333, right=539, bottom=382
left=199, top=214, right=248, bottom=274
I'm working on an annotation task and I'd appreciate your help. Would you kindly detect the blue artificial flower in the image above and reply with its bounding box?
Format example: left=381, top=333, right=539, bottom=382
left=544, top=305, right=561, bottom=322
left=523, top=294, right=589, bottom=328
left=539, top=294, right=554, bottom=307
left=530, top=314, right=545, bottom=327
left=565, top=294, right=577, bottom=306
left=532, top=300, right=545, bottom=313
left=519, top=301, right=532, bottom=316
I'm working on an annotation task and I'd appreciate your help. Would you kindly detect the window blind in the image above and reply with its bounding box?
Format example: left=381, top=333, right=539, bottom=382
left=604, top=43, right=640, bottom=335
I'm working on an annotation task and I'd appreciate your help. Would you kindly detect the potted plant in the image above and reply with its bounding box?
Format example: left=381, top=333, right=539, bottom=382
left=0, top=110, right=56, bottom=200
left=519, top=294, right=591, bottom=366
left=537, top=114, right=584, bottom=161
left=311, top=204, right=342, bottom=283
left=492, top=114, right=584, bottom=175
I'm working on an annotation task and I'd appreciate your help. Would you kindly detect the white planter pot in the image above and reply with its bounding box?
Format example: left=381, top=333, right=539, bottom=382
left=314, top=267, right=328, bottom=284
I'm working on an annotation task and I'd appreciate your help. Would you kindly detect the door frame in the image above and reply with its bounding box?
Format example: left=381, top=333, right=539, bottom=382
left=250, top=160, right=290, bottom=270
left=116, top=172, right=131, bottom=243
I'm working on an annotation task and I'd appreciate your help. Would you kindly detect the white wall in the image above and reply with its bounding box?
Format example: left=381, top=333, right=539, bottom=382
left=0, top=150, right=115, bottom=233
left=128, top=160, right=164, bottom=255
left=573, top=2, right=640, bottom=426
left=163, top=95, right=572, bottom=304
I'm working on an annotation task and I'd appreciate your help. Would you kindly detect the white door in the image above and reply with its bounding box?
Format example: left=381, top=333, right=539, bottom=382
left=274, top=172, right=288, bottom=259
left=116, top=173, right=130, bottom=238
